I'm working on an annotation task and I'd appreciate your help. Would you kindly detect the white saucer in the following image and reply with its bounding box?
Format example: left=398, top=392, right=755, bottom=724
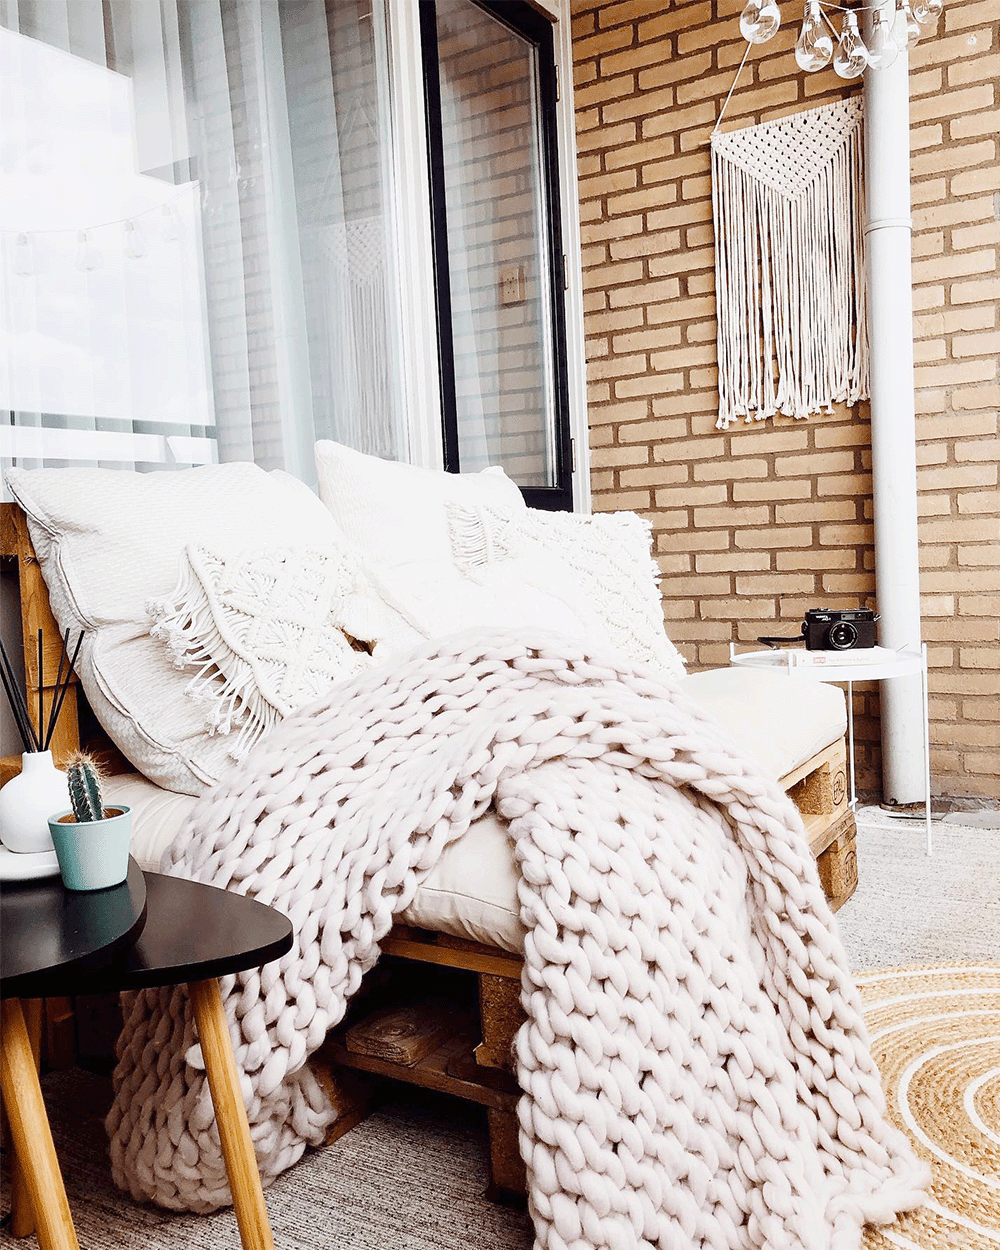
left=0, top=845, right=61, bottom=882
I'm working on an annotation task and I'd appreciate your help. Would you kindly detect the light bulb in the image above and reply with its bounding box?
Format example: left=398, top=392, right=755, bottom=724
left=161, top=204, right=180, bottom=242
left=892, top=0, right=921, bottom=48
left=912, top=0, right=943, bottom=23
left=740, top=0, right=781, bottom=44
left=834, top=11, right=870, bottom=78
left=795, top=0, right=834, bottom=70
left=124, top=218, right=146, bottom=259
left=867, top=9, right=899, bottom=68
left=13, top=233, right=33, bottom=276
left=75, top=229, right=102, bottom=271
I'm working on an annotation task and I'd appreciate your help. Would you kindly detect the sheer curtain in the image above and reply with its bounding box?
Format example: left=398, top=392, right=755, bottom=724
left=0, top=0, right=405, bottom=494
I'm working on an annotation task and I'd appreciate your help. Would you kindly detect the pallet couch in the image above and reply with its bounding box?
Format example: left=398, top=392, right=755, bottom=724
left=1, top=447, right=856, bottom=1204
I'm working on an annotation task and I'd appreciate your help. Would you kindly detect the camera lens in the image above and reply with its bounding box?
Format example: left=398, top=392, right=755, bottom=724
left=829, top=621, right=858, bottom=650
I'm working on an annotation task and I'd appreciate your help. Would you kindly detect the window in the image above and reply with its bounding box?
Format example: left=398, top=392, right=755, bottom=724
left=1, top=0, right=584, bottom=504
left=421, top=0, right=573, bottom=510
left=1, top=0, right=405, bottom=485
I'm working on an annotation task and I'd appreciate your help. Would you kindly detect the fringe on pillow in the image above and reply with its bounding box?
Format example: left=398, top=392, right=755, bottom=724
left=147, top=562, right=280, bottom=763
left=446, top=501, right=513, bottom=573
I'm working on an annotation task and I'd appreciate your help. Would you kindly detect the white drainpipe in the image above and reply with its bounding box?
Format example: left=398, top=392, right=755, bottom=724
left=862, top=40, right=927, bottom=806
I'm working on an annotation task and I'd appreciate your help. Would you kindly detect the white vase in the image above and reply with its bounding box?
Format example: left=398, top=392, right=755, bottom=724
left=0, top=751, right=67, bottom=854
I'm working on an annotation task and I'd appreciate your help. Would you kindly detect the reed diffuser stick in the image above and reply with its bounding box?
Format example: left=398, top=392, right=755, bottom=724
left=45, top=630, right=69, bottom=752
left=37, top=628, right=44, bottom=751
left=42, top=631, right=84, bottom=754
left=0, top=640, right=38, bottom=753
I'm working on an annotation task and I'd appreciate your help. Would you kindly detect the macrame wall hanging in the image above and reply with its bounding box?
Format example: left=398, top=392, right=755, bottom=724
left=711, top=96, right=869, bottom=430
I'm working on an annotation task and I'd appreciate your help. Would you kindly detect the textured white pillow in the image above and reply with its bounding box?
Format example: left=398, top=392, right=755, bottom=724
left=4, top=464, right=364, bottom=794
left=448, top=503, right=687, bottom=683
left=148, top=545, right=422, bottom=761
left=313, top=440, right=526, bottom=574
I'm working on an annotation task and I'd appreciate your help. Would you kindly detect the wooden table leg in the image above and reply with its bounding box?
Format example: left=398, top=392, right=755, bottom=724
left=8, top=998, right=44, bottom=1237
left=188, top=979, right=275, bottom=1250
left=0, top=999, right=79, bottom=1250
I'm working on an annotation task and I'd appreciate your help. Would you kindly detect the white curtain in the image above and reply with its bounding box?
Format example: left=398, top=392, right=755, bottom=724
left=0, top=0, right=405, bottom=494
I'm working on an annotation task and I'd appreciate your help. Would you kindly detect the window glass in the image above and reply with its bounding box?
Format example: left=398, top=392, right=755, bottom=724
left=1, top=0, right=405, bottom=486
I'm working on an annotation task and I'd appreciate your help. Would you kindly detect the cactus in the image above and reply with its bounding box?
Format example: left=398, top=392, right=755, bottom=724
left=66, top=751, right=106, bottom=823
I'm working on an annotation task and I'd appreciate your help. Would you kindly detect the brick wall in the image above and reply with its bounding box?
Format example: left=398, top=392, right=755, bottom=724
left=571, top=0, right=999, bottom=800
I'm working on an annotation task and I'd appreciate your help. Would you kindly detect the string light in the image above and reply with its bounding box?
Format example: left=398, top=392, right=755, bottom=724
left=4, top=187, right=192, bottom=277
left=738, top=0, right=942, bottom=69
left=160, top=204, right=180, bottom=242
left=13, top=233, right=34, bottom=276
left=833, top=11, right=871, bottom=77
left=75, top=230, right=102, bottom=271
left=123, top=218, right=146, bottom=259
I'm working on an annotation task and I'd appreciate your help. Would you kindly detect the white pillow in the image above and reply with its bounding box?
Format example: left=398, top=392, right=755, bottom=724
left=4, top=464, right=366, bottom=794
left=448, top=503, right=687, bottom=683
left=147, top=544, right=423, bottom=762
left=313, top=440, right=526, bottom=574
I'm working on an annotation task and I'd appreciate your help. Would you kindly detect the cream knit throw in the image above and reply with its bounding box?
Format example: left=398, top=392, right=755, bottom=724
left=107, top=630, right=926, bottom=1247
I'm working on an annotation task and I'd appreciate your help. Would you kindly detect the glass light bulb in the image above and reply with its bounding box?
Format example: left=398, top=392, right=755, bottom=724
left=867, top=9, right=899, bottom=68
left=833, top=11, right=870, bottom=78
left=161, top=204, right=180, bottom=242
left=13, top=233, right=34, bottom=276
left=75, top=229, right=101, bottom=272
left=892, top=0, right=921, bottom=48
left=740, top=0, right=781, bottom=44
left=124, top=219, right=146, bottom=259
left=912, top=0, right=942, bottom=23
left=795, top=1, right=834, bottom=70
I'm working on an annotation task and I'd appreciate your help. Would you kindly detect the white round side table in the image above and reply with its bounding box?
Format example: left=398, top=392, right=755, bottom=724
left=729, top=643, right=932, bottom=855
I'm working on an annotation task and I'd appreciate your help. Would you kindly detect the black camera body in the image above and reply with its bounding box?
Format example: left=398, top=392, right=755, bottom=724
left=802, top=608, right=877, bottom=652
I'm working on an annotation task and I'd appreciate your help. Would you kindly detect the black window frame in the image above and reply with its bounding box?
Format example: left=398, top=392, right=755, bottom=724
left=419, top=0, right=573, bottom=512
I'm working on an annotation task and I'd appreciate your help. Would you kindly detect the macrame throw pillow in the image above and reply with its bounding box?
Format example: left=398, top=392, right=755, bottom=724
left=448, top=504, right=686, bottom=683
left=148, top=545, right=422, bottom=761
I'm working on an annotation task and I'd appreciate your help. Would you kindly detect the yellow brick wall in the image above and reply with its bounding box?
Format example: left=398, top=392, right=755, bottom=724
left=572, top=0, right=999, bottom=799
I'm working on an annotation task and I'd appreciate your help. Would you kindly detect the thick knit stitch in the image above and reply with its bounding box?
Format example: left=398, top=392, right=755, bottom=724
left=107, top=630, right=927, bottom=1249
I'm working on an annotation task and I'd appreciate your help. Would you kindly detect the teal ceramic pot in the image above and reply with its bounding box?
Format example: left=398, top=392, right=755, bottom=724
left=48, top=806, right=132, bottom=892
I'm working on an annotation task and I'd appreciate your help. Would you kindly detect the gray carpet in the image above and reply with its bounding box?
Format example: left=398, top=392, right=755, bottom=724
left=3, top=806, right=997, bottom=1248
left=837, top=805, right=1000, bottom=969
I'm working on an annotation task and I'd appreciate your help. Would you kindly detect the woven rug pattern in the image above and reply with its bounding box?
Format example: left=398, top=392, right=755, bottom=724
left=859, top=965, right=1000, bottom=1250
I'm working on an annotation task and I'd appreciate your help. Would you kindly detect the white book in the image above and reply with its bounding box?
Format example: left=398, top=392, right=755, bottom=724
left=785, top=645, right=904, bottom=667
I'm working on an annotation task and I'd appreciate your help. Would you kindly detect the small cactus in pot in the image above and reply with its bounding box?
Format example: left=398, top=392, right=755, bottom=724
left=67, top=751, right=106, bottom=823
left=48, top=752, right=132, bottom=891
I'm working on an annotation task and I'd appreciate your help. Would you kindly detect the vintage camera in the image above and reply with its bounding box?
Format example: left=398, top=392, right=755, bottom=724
left=802, top=608, right=877, bottom=652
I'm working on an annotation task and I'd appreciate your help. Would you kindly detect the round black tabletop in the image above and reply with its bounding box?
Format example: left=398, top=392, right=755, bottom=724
left=12, top=869, right=293, bottom=1000
left=1, top=858, right=148, bottom=998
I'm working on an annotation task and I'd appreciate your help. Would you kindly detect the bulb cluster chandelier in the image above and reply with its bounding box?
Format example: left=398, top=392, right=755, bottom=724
left=739, top=0, right=943, bottom=78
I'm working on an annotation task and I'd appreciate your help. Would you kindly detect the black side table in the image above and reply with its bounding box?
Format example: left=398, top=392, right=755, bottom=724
left=1, top=860, right=292, bottom=1250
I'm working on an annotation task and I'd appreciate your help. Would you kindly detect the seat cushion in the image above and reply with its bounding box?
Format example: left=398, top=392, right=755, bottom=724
left=104, top=774, right=530, bottom=953
left=105, top=666, right=845, bottom=957
left=679, top=667, right=846, bottom=781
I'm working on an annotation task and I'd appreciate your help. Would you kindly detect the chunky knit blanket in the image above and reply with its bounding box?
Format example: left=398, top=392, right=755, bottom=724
left=107, top=631, right=927, bottom=1248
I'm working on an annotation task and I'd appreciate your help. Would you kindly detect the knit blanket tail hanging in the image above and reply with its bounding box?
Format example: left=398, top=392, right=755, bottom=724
left=106, top=630, right=927, bottom=1250
left=712, top=98, right=869, bottom=429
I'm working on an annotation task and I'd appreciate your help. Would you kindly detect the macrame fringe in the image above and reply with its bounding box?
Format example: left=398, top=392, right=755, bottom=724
left=147, top=568, right=278, bottom=763
left=445, top=501, right=513, bottom=574
left=712, top=101, right=869, bottom=429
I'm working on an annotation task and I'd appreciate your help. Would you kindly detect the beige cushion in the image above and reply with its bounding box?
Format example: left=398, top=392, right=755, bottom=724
left=106, top=666, right=845, bottom=956
left=447, top=504, right=687, bottom=684
left=104, top=774, right=529, bottom=953
left=681, top=667, right=846, bottom=782
left=5, top=464, right=359, bottom=795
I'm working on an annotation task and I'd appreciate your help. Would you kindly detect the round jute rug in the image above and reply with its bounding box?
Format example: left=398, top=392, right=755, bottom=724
left=858, top=965, right=1000, bottom=1250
